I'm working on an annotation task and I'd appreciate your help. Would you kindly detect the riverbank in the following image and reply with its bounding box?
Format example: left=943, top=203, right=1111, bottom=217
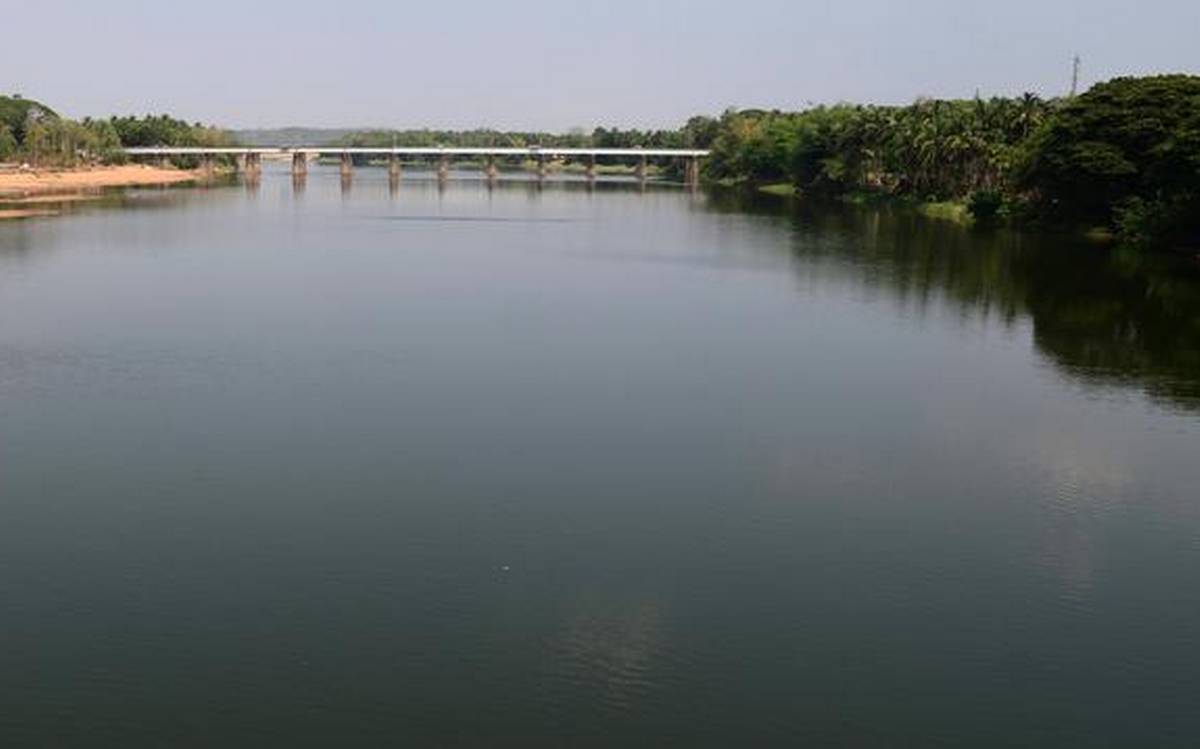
left=754, top=181, right=977, bottom=226
left=0, top=165, right=199, bottom=218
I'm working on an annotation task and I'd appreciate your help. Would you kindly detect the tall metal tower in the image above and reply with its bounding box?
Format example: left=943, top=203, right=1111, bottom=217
left=1070, top=54, right=1082, bottom=97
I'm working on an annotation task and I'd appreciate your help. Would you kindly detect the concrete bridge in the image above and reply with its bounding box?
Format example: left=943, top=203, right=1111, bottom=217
left=124, top=146, right=710, bottom=185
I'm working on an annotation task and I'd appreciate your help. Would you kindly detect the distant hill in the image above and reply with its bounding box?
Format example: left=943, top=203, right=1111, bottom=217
left=232, top=127, right=361, bottom=147
left=0, top=95, right=58, bottom=140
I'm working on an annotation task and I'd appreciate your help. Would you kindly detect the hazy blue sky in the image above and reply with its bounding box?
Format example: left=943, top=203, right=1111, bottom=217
left=3, top=0, right=1198, bottom=130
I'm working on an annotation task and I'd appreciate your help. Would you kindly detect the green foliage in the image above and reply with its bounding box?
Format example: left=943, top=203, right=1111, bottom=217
left=705, top=95, right=1052, bottom=201
left=968, top=190, right=1004, bottom=222
left=701, top=76, right=1199, bottom=248
left=109, top=114, right=234, bottom=148
left=22, top=119, right=103, bottom=166
left=1019, top=75, right=1200, bottom=246
left=1, top=97, right=227, bottom=166
left=14, top=117, right=134, bottom=167
left=0, top=123, right=17, bottom=160
left=1112, top=196, right=1187, bottom=247
left=681, top=115, right=720, bottom=148
left=788, top=106, right=860, bottom=195
left=81, top=118, right=125, bottom=162
left=106, top=114, right=236, bottom=167
left=0, top=94, right=58, bottom=143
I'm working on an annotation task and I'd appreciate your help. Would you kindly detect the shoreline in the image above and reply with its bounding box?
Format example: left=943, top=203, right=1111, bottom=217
left=751, top=181, right=977, bottom=226
left=0, top=165, right=200, bottom=218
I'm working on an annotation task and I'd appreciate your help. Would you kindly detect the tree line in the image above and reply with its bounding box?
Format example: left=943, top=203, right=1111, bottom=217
left=333, top=119, right=716, bottom=169
left=700, top=75, right=1200, bottom=248
left=1, top=96, right=233, bottom=167
left=1, top=95, right=122, bottom=165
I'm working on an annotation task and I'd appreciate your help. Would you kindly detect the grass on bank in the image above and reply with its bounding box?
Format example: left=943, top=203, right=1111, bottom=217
left=757, top=182, right=796, bottom=196
left=751, top=180, right=976, bottom=226
left=917, top=200, right=973, bottom=225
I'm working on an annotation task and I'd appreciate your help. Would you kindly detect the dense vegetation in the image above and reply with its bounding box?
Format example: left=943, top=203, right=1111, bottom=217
left=701, top=76, right=1200, bottom=248
left=1019, top=76, right=1200, bottom=248
left=1, top=94, right=122, bottom=165
left=0, top=96, right=233, bottom=167
left=108, top=114, right=234, bottom=150
left=703, top=96, right=1050, bottom=197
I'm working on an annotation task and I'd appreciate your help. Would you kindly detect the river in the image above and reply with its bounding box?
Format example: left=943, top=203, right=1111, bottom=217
left=1, top=168, right=1198, bottom=746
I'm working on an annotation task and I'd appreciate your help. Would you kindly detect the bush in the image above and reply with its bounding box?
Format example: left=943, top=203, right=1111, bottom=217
left=968, top=190, right=1004, bottom=222
left=1112, top=195, right=1200, bottom=248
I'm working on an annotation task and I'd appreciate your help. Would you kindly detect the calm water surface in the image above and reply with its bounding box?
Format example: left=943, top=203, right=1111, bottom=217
left=2, top=169, right=1199, bottom=746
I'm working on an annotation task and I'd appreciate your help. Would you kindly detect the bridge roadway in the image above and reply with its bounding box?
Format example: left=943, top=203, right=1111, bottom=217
left=124, top=146, right=710, bottom=183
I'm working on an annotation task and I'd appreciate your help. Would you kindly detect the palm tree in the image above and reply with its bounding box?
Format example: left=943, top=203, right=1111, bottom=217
left=1015, top=93, right=1044, bottom=140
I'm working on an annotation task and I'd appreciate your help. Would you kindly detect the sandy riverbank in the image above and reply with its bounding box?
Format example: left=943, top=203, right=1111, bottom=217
left=0, top=164, right=199, bottom=203
left=0, top=208, right=61, bottom=220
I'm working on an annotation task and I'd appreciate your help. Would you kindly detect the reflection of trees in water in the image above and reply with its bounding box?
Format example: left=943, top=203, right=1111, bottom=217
left=705, top=190, right=1200, bottom=410
left=1024, top=246, right=1200, bottom=407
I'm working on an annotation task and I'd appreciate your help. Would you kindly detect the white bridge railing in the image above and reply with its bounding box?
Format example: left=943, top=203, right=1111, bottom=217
left=125, top=146, right=708, bottom=183
left=124, top=147, right=710, bottom=157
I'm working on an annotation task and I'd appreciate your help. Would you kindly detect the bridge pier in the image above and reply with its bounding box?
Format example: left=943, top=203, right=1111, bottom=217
left=635, top=154, right=648, bottom=182
left=585, top=154, right=597, bottom=181
left=292, top=152, right=307, bottom=177
left=200, top=155, right=216, bottom=180
left=388, top=153, right=402, bottom=180
left=340, top=152, right=353, bottom=180
left=437, top=154, right=450, bottom=180
left=536, top=155, right=548, bottom=179
left=684, top=156, right=700, bottom=188
left=484, top=155, right=498, bottom=180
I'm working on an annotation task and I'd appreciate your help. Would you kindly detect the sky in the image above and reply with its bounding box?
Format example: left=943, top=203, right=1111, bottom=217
left=2, top=0, right=1198, bottom=131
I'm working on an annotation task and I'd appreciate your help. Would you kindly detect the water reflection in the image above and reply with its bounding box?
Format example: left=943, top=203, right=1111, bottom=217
left=708, top=190, right=1200, bottom=410
left=1028, top=432, right=1133, bottom=601
left=546, top=598, right=665, bottom=715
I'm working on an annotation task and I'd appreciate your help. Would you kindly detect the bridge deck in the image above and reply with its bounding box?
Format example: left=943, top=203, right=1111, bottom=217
left=124, top=147, right=709, bottom=158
